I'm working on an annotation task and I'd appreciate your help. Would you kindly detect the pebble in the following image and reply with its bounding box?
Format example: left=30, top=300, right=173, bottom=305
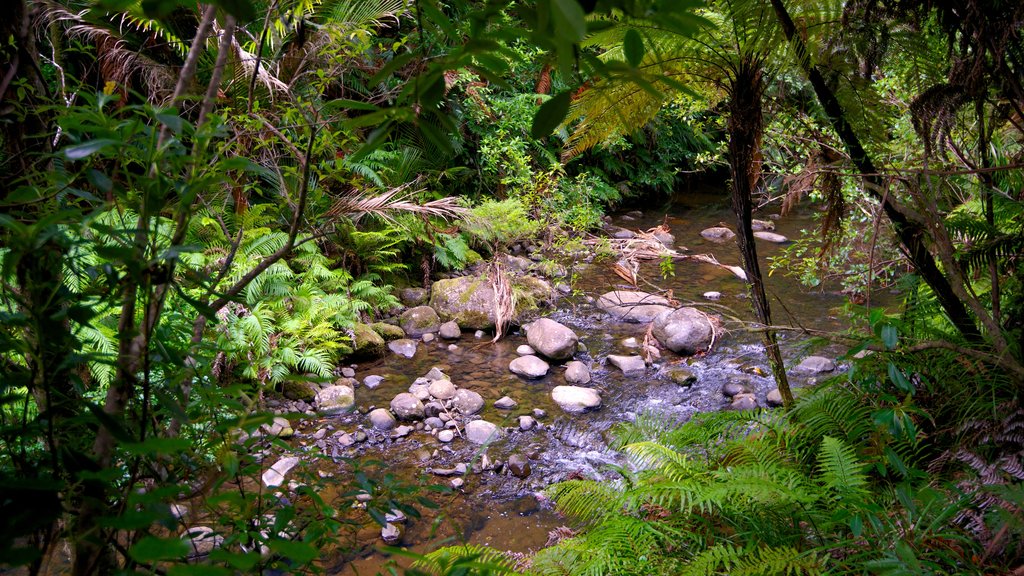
left=341, top=367, right=356, bottom=378
left=363, top=375, right=385, bottom=389
left=703, top=291, right=722, bottom=300
left=516, top=345, right=536, bottom=356
left=494, top=396, right=518, bottom=410
left=451, top=478, right=464, bottom=489
left=474, top=330, right=485, bottom=339
left=518, top=415, right=536, bottom=431
left=438, top=429, right=455, bottom=443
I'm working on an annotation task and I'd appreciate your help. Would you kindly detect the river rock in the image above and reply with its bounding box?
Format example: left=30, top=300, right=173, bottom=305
left=453, top=389, right=484, bottom=415
left=262, top=456, right=299, bottom=488
left=730, top=393, right=758, bottom=411
left=653, top=231, right=675, bottom=248
left=519, top=415, right=536, bottom=431
left=722, top=381, right=750, bottom=397
left=501, top=254, right=533, bottom=273
left=262, top=416, right=293, bottom=438
left=751, top=219, right=775, bottom=231
left=371, top=322, right=406, bottom=342
left=429, top=275, right=551, bottom=330
left=766, top=388, right=785, bottom=407
left=388, top=339, right=418, bottom=358
left=451, top=478, right=464, bottom=489
left=363, top=375, right=385, bottom=389
left=390, top=393, right=425, bottom=420
left=281, top=380, right=316, bottom=402
left=350, top=322, right=386, bottom=360
left=494, top=396, right=518, bottom=410
left=606, top=225, right=635, bottom=239
left=703, top=291, right=722, bottom=300
left=701, top=226, right=735, bottom=241
left=408, top=384, right=431, bottom=401
left=181, top=526, right=223, bottom=560
left=422, top=333, right=435, bottom=343
left=400, top=287, right=429, bottom=307
left=596, top=291, right=673, bottom=323
left=439, top=321, right=461, bottom=339
left=551, top=386, right=602, bottom=413
left=369, top=408, right=397, bottom=430
left=465, top=420, right=502, bottom=445
left=509, top=355, right=550, bottom=379
left=437, top=429, right=455, bottom=443
left=526, top=318, right=578, bottom=360
left=652, top=307, right=715, bottom=355
left=424, top=417, right=444, bottom=430
left=381, top=523, right=402, bottom=545
left=391, top=425, right=414, bottom=439
left=400, top=306, right=441, bottom=337
left=607, top=354, right=646, bottom=376
left=793, top=356, right=836, bottom=373
left=315, top=385, right=355, bottom=415
left=666, top=367, right=697, bottom=386
left=341, top=367, right=356, bottom=378
left=564, top=360, right=591, bottom=385
left=424, top=367, right=447, bottom=381
left=754, top=231, right=789, bottom=243
left=428, top=379, right=457, bottom=400
left=424, top=401, right=445, bottom=418
left=507, top=454, right=531, bottom=478
left=516, top=344, right=536, bottom=356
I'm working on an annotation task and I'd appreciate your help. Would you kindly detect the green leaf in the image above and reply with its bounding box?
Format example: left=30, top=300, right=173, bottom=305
left=551, top=0, right=587, bottom=42
left=887, top=362, right=913, bottom=393
left=129, top=536, right=190, bottom=563
left=880, top=324, right=898, bottom=350
left=64, top=139, right=119, bottom=161
left=623, top=29, right=644, bottom=67
left=531, top=90, right=572, bottom=138
left=168, top=565, right=233, bottom=576
left=267, top=540, right=318, bottom=564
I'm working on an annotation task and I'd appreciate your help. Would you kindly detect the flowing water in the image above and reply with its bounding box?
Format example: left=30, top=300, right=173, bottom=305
left=298, top=191, right=872, bottom=573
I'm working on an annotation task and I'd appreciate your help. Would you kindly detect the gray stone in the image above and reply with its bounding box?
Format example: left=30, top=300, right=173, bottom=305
left=424, top=401, right=445, bottom=418
left=451, top=478, right=464, bottom=489
left=516, top=344, right=536, bottom=356
left=336, top=432, right=355, bottom=447
left=751, top=219, right=775, bottom=231
left=722, top=381, right=750, bottom=397
left=703, top=291, right=722, bottom=300
left=262, top=416, right=294, bottom=438
left=400, top=306, right=441, bottom=337
left=390, top=393, right=425, bottom=420
left=596, top=291, right=673, bottom=323
left=437, top=429, right=455, bottom=443
left=607, top=354, right=646, bottom=376
left=622, top=337, right=640, bottom=348
left=474, top=330, right=485, bottom=338
left=422, top=333, right=435, bottom=343
left=509, top=355, right=550, bottom=379
left=666, top=368, right=697, bottom=386
left=315, top=385, right=355, bottom=415
left=363, top=375, right=385, bottom=389
left=385, top=509, right=407, bottom=524
left=369, top=408, right=397, bottom=430
left=181, top=526, right=223, bottom=560
left=730, top=393, right=758, bottom=411
left=427, top=379, right=457, bottom=400
left=754, top=231, right=789, bottom=243
left=518, top=415, right=536, bottom=431
left=526, top=318, right=579, bottom=360
left=391, top=425, right=414, bottom=438
left=381, top=523, right=402, bottom=545
left=494, top=396, right=518, bottom=410
left=532, top=408, right=546, bottom=419
left=465, top=420, right=502, bottom=445
left=388, top=339, right=418, bottom=358
left=439, top=321, right=461, bottom=339
left=507, top=454, right=531, bottom=478
left=652, top=307, right=715, bottom=355
left=701, top=226, right=735, bottom=241
left=564, top=360, right=591, bottom=385
left=607, top=225, right=635, bottom=239
left=424, top=417, right=444, bottom=429
left=341, top=367, right=356, bottom=378
left=453, top=389, right=484, bottom=415
left=282, top=380, right=317, bottom=401
left=793, top=356, right=836, bottom=373
left=400, top=287, right=429, bottom=307
left=424, top=367, right=447, bottom=381
left=551, top=386, right=602, bottom=413
left=766, top=388, right=785, bottom=407
left=262, top=456, right=299, bottom=488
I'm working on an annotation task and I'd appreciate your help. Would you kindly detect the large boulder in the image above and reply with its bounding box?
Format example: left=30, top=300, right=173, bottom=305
left=465, top=420, right=502, bottom=445
left=399, top=287, right=429, bottom=307
left=371, top=322, right=407, bottom=342
left=526, top=318, right=578, bottom=360
left=429, top=275, right=551, bottom=330
left=315, top=385, right=355, bottom=415
left=282, top=380, right=317, bottom=402
left=400, top=306, right=441, bottom=337
left=596, top=291, right=673, bottom=323
left=390, top=393, right=425, bottom=420
left=551, top=386, right=602, bottom=413
left=349, top=322, right=386, bottom=360
left=652, top=307, right=715, bottom=355
left=509, top=355, right=550, bottom=379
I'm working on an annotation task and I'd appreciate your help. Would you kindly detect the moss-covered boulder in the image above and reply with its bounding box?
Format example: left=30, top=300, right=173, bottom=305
left=399, top=306, right=441, bottom=337
left=429, top=274, right=552, bottom=330
left=371, top=322, right=406, bottom=342
left=349, top=322, right=386, bottom=360
left=281, top=380, right=317, bottom=402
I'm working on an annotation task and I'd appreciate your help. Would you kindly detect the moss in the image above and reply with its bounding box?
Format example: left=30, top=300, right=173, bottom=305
left=464, top=249, right=483, bottom=266
left=349, top=323, right=386, bottom=360
left=371, top=322, right=406, bottom=342
left=454, top=310, right=492, bottom=329
left=281, top=380, right=317, bottom=402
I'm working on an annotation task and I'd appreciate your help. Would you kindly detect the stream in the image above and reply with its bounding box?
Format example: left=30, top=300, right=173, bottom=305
left=269, top=190, right=867, bottom=574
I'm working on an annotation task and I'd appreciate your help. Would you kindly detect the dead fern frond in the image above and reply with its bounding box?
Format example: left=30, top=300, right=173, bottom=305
left=490, top=260, right=515, bottom=342
left=324, top=183, right=468, bottom=223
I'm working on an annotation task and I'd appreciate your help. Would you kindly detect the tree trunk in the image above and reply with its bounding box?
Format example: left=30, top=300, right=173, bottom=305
left=728, top=57, right=794, bottom=408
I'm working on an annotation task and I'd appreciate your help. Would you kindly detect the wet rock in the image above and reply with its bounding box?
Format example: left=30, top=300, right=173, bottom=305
left=666, top=367, right=697, bottom=386
left=386, top=509, right=407, bottom=524
left=607, top=354, right=646, bottom=377
left=439, top=321, right=461, bottom=340
left=654, top=231, right=676, bottom=248
left=447, top=344, right=458, bottom=351
left=341, top=367, right=356, bottom=378
left=371, top=322, right=406, bottom=342
left=596, top=291, right=673, bottom=323
left=518, top=415, right=536, bottom=431
left=312, top=428, right=327, bottom=441
left=391, top=425, right=414, bottom=439
left=516, top=344, right=536, bottom=356
left=474, top=330, right=485, bottom=338
left=453, top=389, right=484, bottom=415
left=381, top=523, right=402, bottom=545
left=354, top=430, right=368, bottom=442
left=526, top=318, right=578, bottom=360
left=532, top=408, right=546, bottom=419
left=400, top=287, right=429, bottom=307
left=427, top=379, right=457, bottom=400
left=388, top=339, right=418, bottom=358
left=336, top=432, right=355, bottom=447
left=424, top=417, right=444, bottom=430
left=369, top=408, right=397, bottom=430
left=400, top=306, right=441, bottom=337
left=424, top=401, right=445, bottom=418
left=766, top=388, right=785, bottom=407
left=507, top=454, right=531, bottom=478
left=793, top=356, right=836, bottom=373
left=509, top=355, right=550, bottom=379
left=564, top=360, right=592, bottom=385
left=703, top=291, right=722, bottom=300
left=429, top=275, right=550, bottom=330
left=315, top=385, right=355, bottom=415
left=437, top=429, right=455, bottom=443
left=501, top=254, right=533, bottom=273
left=551, top=386, right=602, bottom=413
left=263, top=416, right=294, bottom=438
left=350, top=322, right=386, bottom=360
left=754, top=231, right=789, bottom=243
left=424, top=367, right=448, bottom=381
left=701, top=226, right=735, bottom=241
left=606, top=225, right=636, bottom=239
left=622, top=337, right=640, bottom=348
left=465, top=420, right=502, bottom=445
left=422, top=333, right=435, bottom=343
left=409, top=383, right=431, bottom=401
left=181, top=526, right=223, bottom=560
left=751, top=218, right=775, bottom=231
left=722, top=381, right=750, bottom=397
left=451, top=478, right=464, bottom=489
left=262, top=456, right=299, bottom=488
left=652, top=307, right=715, bottom=355
left=730, top=393, right=758, bottom=411
left=282, top=380, right=317, bottom=402
left=494, top=396, right=518, bottom=410
left=363, top=375, right=385, bottom=389
left=390, top=393, right=425, bottom=420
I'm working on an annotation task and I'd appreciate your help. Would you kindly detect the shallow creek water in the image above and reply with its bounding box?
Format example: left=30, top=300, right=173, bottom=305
left=294, top=191, right=863, bottom=574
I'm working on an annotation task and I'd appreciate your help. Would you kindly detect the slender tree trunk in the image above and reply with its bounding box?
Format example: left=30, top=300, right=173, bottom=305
left=728, top=57, right=794, bottom=408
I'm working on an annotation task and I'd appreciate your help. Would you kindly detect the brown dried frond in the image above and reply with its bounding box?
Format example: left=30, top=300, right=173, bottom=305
left=490, top=260, right=515, bottom=342
left=535, top=63, right=552, bottom=104
left=323, top=183, right=469, bottom=222
left=544, top=526, right=578, bottom=547
left=910, top=82, right=970, bottom=157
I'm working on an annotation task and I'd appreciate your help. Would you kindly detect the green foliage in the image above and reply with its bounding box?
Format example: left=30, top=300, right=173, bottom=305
left=461, top=198, right=542, bottom=252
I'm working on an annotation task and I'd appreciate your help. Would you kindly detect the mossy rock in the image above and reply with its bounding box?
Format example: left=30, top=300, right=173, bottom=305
left=349, top=323, right=386, bottom=360
left=429, top=274, right=552, bottom=330
left=371, top=322, right=406, bottom=342
left=281, top=380, right=317, bottom=402
left=464, top=249, right=483, bottom=266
